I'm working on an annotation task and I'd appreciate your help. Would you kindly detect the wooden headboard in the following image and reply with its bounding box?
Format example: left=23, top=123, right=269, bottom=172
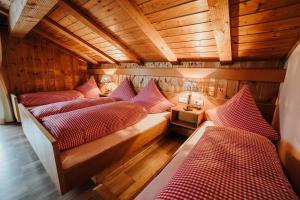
left=89, top=66, right=286, bottom=123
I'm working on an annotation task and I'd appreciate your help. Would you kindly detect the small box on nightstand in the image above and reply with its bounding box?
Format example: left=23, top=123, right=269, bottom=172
left=170, top=106, right=204, bottom=137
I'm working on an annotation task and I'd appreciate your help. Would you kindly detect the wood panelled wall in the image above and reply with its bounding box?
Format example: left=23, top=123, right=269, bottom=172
left=91, top=60, right=284, bottom=122
left=1, top=30, right=88, bottom=95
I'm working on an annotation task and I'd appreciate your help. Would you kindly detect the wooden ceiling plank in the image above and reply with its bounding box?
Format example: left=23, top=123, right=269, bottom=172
left=43, top=17, right=117, bottom=63
left=138, top=0, right=193, bottom=15
left=9, top=0, right=59, bottom=37
left=230, top=0, right=300, bottom=18
left=231, top=3, right=300, bottom=28
left=153, top=12, right=211, bottom=31
left=116, top=0, right=177, bottom=63
left=158, top=23, right=212, bottom=37
left=232, top=28, right=300, bottom=44
left=146, top=0, right=209, bottom=23
left=58, top=0, right=141, bottom=64
left=164, top=31, right=215, bottom=43
left=33, top=29, right=97, bottom=64
left=207, top=0, right=232, bottom=63
left=231, top=16, right=300, bottom=37
left=233, top=38, right=297, bottom=51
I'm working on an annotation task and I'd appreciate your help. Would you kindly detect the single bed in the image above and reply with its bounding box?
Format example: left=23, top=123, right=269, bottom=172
left=136, top=121, right=299, bottom=200
left=135, top=121, right=214, bottom=200
left=19, top=103, right=170, bottom=195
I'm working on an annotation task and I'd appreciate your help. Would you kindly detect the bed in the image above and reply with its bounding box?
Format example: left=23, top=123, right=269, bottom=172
left=136, top=121, right=299, bottom=200
left=19, top=103, right=170, bottom=195
left=10, top=90, right=85, bottom=122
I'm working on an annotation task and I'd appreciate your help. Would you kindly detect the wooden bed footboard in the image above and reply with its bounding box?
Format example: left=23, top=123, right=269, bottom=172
left=19, top=104, right=65, bottom=194
left=10, top=94, right=21, bottom=122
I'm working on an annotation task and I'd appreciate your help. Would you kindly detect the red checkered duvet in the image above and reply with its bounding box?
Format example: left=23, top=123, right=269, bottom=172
left=42, top=101, right=148, bottom=151
left=19, top=90, right=84, bottom=107
left=31, top=97, right=117, bottom=120
left=156, top=126, right=298, bottom=200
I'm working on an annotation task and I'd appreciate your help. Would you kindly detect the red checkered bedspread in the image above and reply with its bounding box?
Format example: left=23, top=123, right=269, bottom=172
left=42, top=101, right=148, bottom=150
left=31, top=97, right=117, bottom=120
left=156, top=126, right=298, bottom=200
left=19, top=90, right=84, bottom=107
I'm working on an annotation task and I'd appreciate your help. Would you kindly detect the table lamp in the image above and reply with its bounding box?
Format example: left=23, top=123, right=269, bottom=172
left=101, top=75, right=111, bottom=95
left=183, top=81, right=197, bottom=111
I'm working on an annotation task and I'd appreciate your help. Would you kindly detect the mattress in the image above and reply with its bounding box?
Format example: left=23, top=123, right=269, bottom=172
left=60, top=112, right=170, bottom=170
left=135, top=121, right=215, bottom=200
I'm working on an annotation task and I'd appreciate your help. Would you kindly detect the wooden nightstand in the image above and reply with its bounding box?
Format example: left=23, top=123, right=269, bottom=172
left=170, top=106, right=205, bottom=136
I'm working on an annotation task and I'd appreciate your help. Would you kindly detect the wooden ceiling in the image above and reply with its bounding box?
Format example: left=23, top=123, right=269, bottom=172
left=1, top=0, right=300, bottom=64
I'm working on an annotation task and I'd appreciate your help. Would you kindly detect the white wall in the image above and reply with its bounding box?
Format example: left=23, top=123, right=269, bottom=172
left=280, top=43, right=300, bottom=149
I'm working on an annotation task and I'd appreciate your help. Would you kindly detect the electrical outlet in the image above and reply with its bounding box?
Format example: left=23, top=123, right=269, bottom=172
left=178, top=96, right=188, bottom=104
left=194, top=98, right=204, bottom=106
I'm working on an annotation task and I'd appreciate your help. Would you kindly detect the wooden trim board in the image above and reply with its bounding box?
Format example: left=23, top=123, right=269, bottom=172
left=88, top=68, right=286, bottom=82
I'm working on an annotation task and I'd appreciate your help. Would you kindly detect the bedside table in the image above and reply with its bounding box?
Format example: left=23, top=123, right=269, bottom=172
left=170, top=106, right=204, bottom=136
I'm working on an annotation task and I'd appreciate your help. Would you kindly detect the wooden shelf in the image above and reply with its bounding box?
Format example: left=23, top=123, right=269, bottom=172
left=170, top=119, right=197, bottom=130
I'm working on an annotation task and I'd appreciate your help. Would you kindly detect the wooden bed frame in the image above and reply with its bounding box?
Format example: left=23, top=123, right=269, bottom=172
left=18, top=104, right=169, bottom=195
left=10, top=94, right=21, bottom=122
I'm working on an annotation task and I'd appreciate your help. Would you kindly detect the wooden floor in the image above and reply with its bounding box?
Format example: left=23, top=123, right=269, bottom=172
left=94, top=133, right=185, bottom=200
left=0, top=124, right=95, bottom=200
left=0, top=124, right=185, bottom=200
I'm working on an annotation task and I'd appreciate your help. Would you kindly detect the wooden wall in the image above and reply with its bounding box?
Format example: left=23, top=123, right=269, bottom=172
left=1, top=30, right=88, bottom=95
left=91, top=60, right=284, bottom=122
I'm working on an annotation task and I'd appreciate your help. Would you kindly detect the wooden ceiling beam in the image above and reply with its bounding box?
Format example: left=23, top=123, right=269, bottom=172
left=58, top=0, right=141, bottom=64
left=33, top=28, right=97, bottom=64
left=43, top=17, right=117, bottom=63
left=207, top=0, right=232, bottom=63
left=9, top=0, right=59, bottom=37
left=89, top=68, right=286, bottom=82
left=116, top=0, right=178, bottom=63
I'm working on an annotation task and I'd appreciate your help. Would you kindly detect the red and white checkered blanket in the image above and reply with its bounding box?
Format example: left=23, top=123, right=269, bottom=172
left=42, top=101, right=148, bottom=150
left=156, top=126, right=298, bottom=200
left=31, top=97, right=117, bottom=120
left=19, top=90, right=84, bottom=107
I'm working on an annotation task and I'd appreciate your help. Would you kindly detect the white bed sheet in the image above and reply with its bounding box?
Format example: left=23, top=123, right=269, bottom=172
left=135, top=121, right=215, bottom=200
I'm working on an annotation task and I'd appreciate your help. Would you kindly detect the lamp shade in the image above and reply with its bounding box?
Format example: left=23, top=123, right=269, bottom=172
left=101, top=75, right=111, bottom=83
